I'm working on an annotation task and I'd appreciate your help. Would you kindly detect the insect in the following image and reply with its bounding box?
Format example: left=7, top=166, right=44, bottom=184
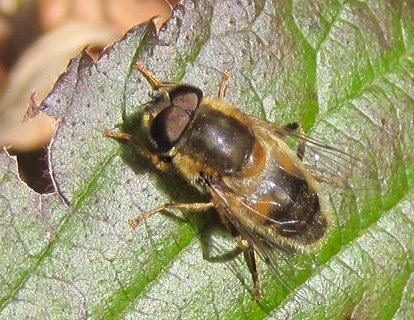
left=105, top=62, right=336, bottom=301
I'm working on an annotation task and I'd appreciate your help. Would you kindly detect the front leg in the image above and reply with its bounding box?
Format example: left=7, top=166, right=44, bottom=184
left=218, top=70, right=232, bottom=99
left=104, top=129, right=171, bottom=171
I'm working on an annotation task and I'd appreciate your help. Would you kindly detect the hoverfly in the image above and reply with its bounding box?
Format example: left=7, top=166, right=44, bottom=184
left=105, top=62, right=340, bottom=301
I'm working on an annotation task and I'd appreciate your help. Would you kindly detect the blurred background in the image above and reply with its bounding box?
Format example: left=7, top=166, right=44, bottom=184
left=0, top=0, right=178, bottom=193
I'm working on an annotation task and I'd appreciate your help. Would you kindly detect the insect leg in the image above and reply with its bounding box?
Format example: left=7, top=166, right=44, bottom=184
left=104, top=130, right=136, bottom=143
left=234, top=236, right=263, bottom=301
left=219, top=219, right=263, bottom=301
left=104, top=129, right=171, bottom=171
left=218, top=70, right=231, bottom=99
left=283, top=122, right=305, bottom=161
left=282, top=123, right=347, bottom=186
left=136, top=62, right=177, bottom=90
left=129, top=202, right=215, bottom=229
left=311, top=174, right=346, bottom=187
left=247, top=246, right=263, bottom=301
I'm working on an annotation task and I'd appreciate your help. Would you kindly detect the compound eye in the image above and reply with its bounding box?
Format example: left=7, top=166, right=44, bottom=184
left=150, top=106, right=190, bottom=153
left=169, top=85, right=203, bottom=113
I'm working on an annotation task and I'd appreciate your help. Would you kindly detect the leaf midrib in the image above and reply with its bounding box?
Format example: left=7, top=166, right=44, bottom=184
left=0, top=148, right=119, bottom=311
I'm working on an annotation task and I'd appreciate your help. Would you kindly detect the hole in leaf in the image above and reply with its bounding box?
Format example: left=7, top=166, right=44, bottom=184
left=9, top=146, right=55, bottom=194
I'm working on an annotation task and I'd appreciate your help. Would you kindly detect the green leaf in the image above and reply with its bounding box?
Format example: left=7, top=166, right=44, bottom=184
left=1, top=0, right=414, bottom=319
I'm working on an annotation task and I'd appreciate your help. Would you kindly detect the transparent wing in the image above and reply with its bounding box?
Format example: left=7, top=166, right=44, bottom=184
left=206, top=180, right=324, bottom=304
left=248, top=115, right=377, bottom=189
